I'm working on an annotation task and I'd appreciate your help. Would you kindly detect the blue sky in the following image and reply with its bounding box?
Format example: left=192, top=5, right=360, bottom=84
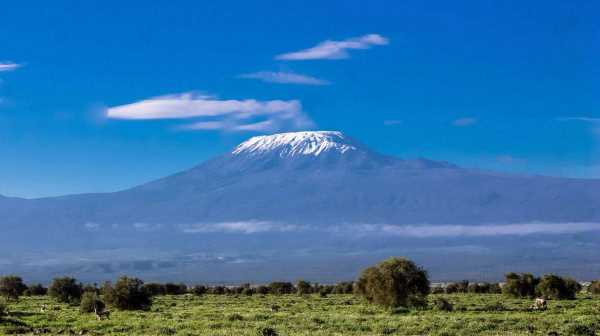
left=1, top=0, right=599, bottom=198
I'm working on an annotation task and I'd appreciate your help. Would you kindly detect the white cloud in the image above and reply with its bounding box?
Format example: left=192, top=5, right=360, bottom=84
left=276, top=34, right=389, bottom=60
left=344, top=222, right=600, bottom=238
left=239, top=71, right=330, bottom=85
left=106, top=92, right=314, bottom=132
left=181, top=221, right=301, bottom=234
left=452, top=117, right=477, bottom=127
left=0, top=62, right=21, bottom=72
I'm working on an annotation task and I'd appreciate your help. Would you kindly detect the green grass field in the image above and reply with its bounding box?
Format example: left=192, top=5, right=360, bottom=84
left=1, top=293, right=599, bottom=335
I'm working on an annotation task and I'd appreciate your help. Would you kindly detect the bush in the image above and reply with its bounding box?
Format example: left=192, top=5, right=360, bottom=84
left=191, top=285, right=208, bottom=296
left=537, top=274, right=579, bottom=300
left=269, top=282, right=294, bottom=295
left=256, top=326, right=278, bottom=336
left=48, top=277, right=83, bottom=304
left=565, top=323, right=597, bottom=336
left=24, top=284, right=47, bottom=296
left=330, top=282, right=352, bottom=294
left=590, top=281, right=600, bottom=295
left=354, top=257, right=430, bottom=309
left=242, top=287, right=255, bottom=296
left=0, top=276, right=28, bottom=301
left=296, top=280, right=312, bottom=295
left=104, top=276, right=152, bottom=310
left=488, top=283, right=502, bottom=294
left=256, top=286, right=270, bottom=295
left=430, top=286, right=444, bottom=294
left=80, top=292, right=105, bottom=313
left=432, top=297, right=453, bottom=311
left=209, top=286, right=227, bottom=295
left=503, top=273, right=538, bottom=298
left=0, top=298, right=7, bottom=317
left=164, top=283, right=187, bottom=295
left=143, top=283, right=166, bottom=296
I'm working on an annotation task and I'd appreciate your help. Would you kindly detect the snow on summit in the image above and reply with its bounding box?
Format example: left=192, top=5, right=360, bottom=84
left=232, top=131, right=358, bottom=157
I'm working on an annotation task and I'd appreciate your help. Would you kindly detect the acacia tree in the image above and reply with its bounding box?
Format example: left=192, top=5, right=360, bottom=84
left=0, top=275, right=28, bottom=301
left=104, top=276, right=151, bottom=310
left=354, top=257, right=430, bottom=308
left=537, top=275, right=580, bottom=300
left=48, top=277, right=83, bottom=304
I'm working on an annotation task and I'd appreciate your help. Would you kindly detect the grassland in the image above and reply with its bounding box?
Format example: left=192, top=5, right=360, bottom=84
left=1, top=293, right=599, bottom=335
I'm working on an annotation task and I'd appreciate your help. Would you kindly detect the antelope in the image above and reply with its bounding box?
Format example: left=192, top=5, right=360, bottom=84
left=531, top=298, right=547, bottom=310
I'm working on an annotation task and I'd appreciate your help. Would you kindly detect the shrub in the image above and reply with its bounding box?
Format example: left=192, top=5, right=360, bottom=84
left=590, top=281, right=600, bottom=295
left=242, top=287, right=255, bottom=296
left=296, top=280, right=312, bottom=295
left=488, top=283, right=502, bottom=294
left=269, top=282, right=294, bottom=295
left=0, top=276, right=28, bottom=301
left=256, top=286, right=270, bottom=295
left=430, top=286, right=444, bottom=294
left=209, top=286, right=227, bottom=295
left=503, top=273, right=538, bottom=298
left=0, top=298, right=7, bottom=317
left=104, top=276, right=151, bottom=310
left=143, top=283, right=166, bottom=296
left=536, top=274, right=579, bottom=300
left=24, top=284, right=47, bottom=296
left=48, top=277, right=83, bottom=304
left=164, top=283, right=187, bottom=295
left=83, top=283, right=100, bottom=295
left=80, top=292, right=105, bottom=313
left=565, top=323, right=597, bottom=336
left=256, top=326, right=278, bottom=336
left=433, top=297, right=453, bottom=311
left=191, top=285, right=208, bottom=296
left=468, top=282, right=491, bottom=294
left=333, top=282, right=354, bottom=294
left=354, top=257, right=430, bottom=309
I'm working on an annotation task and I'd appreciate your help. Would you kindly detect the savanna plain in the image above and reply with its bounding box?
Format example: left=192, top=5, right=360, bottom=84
left=2, top=292, right=600, bottom=335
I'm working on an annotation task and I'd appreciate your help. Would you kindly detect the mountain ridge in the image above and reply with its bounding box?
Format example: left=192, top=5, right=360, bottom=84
left=1, top=130, right=599, bottom=282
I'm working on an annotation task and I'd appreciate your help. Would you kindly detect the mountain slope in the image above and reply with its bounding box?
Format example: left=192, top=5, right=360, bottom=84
left=1, top=131, right=599, bottom=282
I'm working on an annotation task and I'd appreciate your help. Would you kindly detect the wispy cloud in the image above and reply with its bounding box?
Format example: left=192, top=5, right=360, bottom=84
left=452, top=117, right=477, bottom=127
left=344, top=222, right=600, bottom=238
left=106, top=92, right=314, bottom=132
left=557, top=117, right=600, bottom=123
left=181, top=220, right=301, bottom=234
left=0, top=62, right=21, bottom=72
left=276, top=34, right=389, bottom=60
left=239, top=71, right=330, bottom=85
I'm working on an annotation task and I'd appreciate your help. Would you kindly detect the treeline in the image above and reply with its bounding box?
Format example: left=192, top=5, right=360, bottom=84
left=2, top=258, right=600, bottom=313
left=431, top=281, right=503, bottom=294
left=0, top=275, right=354, bottom=304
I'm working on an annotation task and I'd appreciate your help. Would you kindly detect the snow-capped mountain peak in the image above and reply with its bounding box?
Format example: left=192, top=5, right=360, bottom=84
left=232, top=131, right=359, bottom=157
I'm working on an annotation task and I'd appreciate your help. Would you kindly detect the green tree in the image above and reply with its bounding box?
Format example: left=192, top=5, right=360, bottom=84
left=80, top=291, right=105, bottom=313
left=537, top=274, right=579, bottom=300
left=354, top=257, right=430, bottom=309
left=104, top=276, right=151, bottom=310
left=0, top=275, right=27, bottom=301
left=296, top=280, right=312, bottom=295
left=49, top=277, right=83, bottom=304
left=503, top=273, right=539, bottom=298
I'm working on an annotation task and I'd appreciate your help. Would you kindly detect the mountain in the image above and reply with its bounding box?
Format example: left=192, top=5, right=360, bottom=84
left=1, top=131, right=599, bottom=283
